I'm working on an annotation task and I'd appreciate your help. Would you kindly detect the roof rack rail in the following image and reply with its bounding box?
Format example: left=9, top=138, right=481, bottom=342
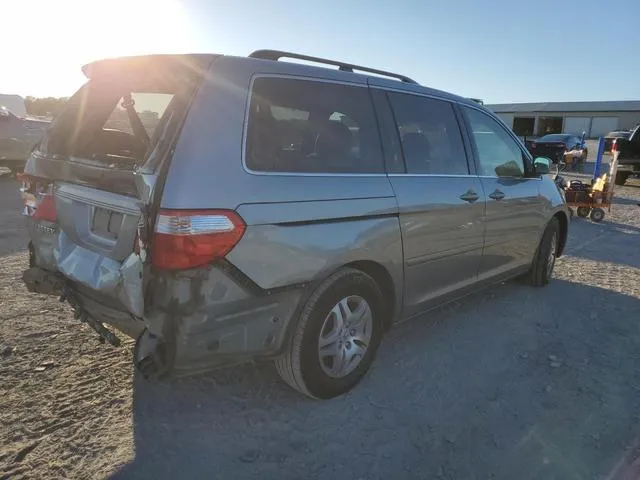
left=249, top=50, right=418, bottom=84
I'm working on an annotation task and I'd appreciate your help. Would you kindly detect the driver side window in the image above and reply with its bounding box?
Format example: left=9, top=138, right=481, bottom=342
left=464, top=107, right=528, bottom=178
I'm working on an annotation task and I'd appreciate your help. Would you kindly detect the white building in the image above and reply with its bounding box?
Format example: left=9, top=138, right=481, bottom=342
left=486, top=100, right=640, bottom=138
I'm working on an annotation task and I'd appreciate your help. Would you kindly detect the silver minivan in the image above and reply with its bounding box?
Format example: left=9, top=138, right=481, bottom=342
left=21, top=51, right=569, bottom=399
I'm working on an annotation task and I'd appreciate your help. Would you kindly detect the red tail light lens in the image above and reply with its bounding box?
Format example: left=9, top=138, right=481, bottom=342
left=152, top=209, right=246, bottom=270
left=32, top=194, right=57, bottom=221
left=20, top=174, right=57, bottom=222
left=612, top=140, right=618, bottom=153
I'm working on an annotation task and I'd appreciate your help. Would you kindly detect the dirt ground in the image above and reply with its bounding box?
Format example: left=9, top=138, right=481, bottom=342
left=1, top=172, right=640, bottom=480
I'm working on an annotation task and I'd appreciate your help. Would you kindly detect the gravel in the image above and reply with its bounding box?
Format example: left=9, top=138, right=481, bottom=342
left=1, top=174, right=639, bottom=480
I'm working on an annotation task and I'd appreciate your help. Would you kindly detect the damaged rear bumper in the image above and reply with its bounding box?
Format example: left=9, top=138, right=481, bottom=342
left=22, top=266, right=145, bottom=342
left=25, top=212, right=304, bottom=378
left=141, top=262, right=304, bottom=377
left=23, top=261, right=304, bottom=379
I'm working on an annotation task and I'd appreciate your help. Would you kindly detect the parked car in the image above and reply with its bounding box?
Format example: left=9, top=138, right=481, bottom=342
left=528, top=133, right=587, bottom=165
left=521, top=135, right=539, bottom=153
left=20, top=51, right=569, bottom=399
left=0, top=105, right=50, bottom=174
left=604, top=129, right=631, bottom=153
left=612, top=124, right=640, bottom=185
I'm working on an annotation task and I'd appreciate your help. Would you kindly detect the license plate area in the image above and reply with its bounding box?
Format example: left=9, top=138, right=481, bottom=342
left=91, top=207, right=123, bottom=240
left=55, top=182, right=140, bottom=262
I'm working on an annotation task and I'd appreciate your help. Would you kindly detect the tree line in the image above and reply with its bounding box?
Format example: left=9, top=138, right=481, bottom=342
left=24, top=97, right=69, bottom=118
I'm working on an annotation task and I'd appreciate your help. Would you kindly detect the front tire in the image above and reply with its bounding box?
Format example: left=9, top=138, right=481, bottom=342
left=527, top=218, right=560, bottom=287
left=275, top=268, right=385, bottom=399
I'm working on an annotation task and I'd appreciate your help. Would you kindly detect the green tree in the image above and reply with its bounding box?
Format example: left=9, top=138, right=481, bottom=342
left=24, top=96, right=69, bottom=118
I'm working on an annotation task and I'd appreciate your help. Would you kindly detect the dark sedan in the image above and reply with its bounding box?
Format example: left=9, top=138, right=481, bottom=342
left=528, top=134, right=587, bottom=164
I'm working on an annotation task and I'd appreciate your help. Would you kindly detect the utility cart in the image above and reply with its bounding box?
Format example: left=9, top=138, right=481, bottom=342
left=564, top=179, right=612, bottom=222
left=563, top=148, right=621, bottom=222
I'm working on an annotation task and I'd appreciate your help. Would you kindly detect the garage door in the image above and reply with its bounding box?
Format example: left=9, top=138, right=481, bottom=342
left=563, top=117, right=591, bottom=135
left=496, top=113, right=514, bottom=129
left=590, top=117, right=619, bottom=138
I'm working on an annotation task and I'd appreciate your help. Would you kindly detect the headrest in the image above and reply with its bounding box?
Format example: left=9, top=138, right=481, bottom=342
left=316, top=121, right=352, bottom=157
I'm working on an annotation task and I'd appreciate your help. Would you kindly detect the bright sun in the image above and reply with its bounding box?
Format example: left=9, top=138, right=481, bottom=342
left=4, top=0, right=195, bottom=97
left=39, top=0, right=192, bottom=59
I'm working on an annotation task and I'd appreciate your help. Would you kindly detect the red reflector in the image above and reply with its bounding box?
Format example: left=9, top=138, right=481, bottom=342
left=152, top=209, right=245, bottom=270
left=20, top=174, right=56, bottom=222
left=32, top=194, right=57, bottom=222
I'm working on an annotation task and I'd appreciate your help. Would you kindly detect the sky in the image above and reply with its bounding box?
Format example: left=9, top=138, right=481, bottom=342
left=2, top=0, right=639, bottom=104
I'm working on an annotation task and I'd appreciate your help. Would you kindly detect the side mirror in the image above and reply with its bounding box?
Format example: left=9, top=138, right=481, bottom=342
left=534, top=157, right=551, bottom=175
left=0, top=106, right=9, bottom=118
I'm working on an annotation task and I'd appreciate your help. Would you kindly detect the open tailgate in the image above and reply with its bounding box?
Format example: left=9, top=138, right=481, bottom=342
left=22, top=54, right=215, bottom=333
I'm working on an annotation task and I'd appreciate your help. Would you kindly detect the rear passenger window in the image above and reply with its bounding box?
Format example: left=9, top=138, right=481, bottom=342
left=387, top=93, right=469, bottom=175
left=245, top=77, right=384, bottom=173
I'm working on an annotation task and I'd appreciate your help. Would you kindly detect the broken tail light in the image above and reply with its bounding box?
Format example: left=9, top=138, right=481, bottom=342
left=152, top=209, right=246, bottom=270
left=19, top=174, right=57, bottom=222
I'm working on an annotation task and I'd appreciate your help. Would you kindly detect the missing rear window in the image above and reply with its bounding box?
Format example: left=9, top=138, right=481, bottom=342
left=42, top=60, right=204, bottom=170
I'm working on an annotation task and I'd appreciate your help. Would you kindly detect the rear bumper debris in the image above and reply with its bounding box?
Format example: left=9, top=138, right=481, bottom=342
left=22, top=266, right=64, bottom=296
left=22, top=266, right=126, bottom=346
left=23, top=262, right=305, bottom=379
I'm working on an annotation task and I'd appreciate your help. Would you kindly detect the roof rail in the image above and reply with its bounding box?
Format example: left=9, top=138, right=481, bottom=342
left=249, top=50, right=418, bottom=84
left=469, top=98, right=484, bottom=105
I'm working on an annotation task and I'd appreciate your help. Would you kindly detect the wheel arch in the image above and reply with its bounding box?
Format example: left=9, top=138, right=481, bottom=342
left=553, top=210, right=569, bottom=257
left=343, top=260, right=397, bottom=331
left=279, top=259, right=399, bottom=355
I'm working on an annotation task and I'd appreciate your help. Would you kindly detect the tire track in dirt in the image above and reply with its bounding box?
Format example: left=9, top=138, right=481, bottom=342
left=1, top=240, right=136, bottom=479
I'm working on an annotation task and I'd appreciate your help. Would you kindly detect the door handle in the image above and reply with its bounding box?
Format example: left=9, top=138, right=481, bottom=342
left=459, top=190, right=479, bottom=203
left=488, top=190, right=505, bottom=200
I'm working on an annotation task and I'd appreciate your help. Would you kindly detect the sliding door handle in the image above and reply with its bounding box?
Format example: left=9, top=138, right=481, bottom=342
left=488, top=190, right=505, bottom=200
left=459, top=190, right=480, bottom=203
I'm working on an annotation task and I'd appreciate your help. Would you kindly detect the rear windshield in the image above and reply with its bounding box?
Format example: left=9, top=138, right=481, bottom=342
left=538, top=134, right=569, bottom=142
left=41, top=58, right=206, bottom=170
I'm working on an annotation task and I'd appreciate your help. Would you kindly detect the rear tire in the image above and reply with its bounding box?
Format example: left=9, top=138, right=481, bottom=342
left=275, top=268, right=385, bottom=399
left=527, top=218, right=560, bottom=287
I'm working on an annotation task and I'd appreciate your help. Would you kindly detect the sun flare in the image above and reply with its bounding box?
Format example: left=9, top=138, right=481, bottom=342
left=4, top=0, right=195, bottom=96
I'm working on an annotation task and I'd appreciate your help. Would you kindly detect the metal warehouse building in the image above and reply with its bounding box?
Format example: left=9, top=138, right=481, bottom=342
left=486, top=100, right=640, bottom=138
